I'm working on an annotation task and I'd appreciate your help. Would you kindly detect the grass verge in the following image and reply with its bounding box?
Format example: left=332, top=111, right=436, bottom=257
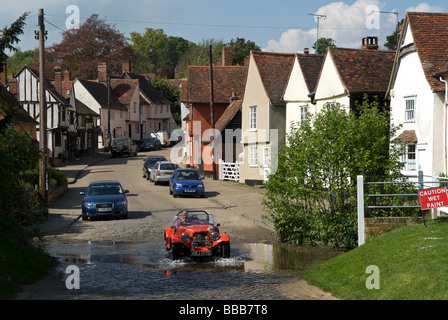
left=301, top=218, right=448, bottom=299
left=0, top=235, right=57, bottom=299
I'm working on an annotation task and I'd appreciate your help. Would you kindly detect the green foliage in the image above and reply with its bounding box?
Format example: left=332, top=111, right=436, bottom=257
left=0, top=12, right=29, bottom=66
left=312, top=37, right=336, bottom=54
left=263, top=97, right=407, bottom=248
left=150, top=77, right=181, bottom=124
left=6, top=48, right=38, bottom=75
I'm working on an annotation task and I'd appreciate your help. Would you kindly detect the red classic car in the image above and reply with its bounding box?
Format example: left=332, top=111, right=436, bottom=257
left=164, top=210, right=230, bottom=260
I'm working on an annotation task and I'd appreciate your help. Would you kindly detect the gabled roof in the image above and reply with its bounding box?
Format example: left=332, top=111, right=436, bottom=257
left=110, top=79, right=138, bottom=105
left=405, top=12, right=448, bottom=92
left=296, top=53, right=324, bottom=93
left=122, top=72, right=172, bottom=105
left=184, top=65, right=247, bottom=104
left=328, top=47, right=395, bottom=94
left=16, top=65, right=70, bottom=105
left=74, top=98, right=99, bottom=116
left=215, top=99, right=242, bottom=133
left=77, top=79, right=127, bottom=111
left=251, top=51, right=295, bottom=104
left=0, top=85, right=38, bottom=124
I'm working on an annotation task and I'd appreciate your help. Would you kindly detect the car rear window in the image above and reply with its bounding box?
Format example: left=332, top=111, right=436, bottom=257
left=160, top=163, right=178, bottom=170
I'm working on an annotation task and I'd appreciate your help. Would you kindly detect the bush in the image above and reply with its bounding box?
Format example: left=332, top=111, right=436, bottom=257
left=263, top=97, right=405, bottom=248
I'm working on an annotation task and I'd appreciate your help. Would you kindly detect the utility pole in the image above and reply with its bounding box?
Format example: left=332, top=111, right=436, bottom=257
left=37, top=8, right=48, bottom=204
left=208, top=45, right=216, bottom=180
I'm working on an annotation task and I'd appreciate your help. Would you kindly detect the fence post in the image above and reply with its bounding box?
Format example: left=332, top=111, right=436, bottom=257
left=357, top=175, right=365, bottom=246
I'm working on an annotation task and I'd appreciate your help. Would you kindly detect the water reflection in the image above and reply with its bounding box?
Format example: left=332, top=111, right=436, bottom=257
left=48, top=241, right=342, bottom=275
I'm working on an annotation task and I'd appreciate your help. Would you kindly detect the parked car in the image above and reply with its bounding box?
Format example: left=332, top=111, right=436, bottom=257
left=110, top=137, right=138, bottom=157
left=142, top=155, right=167, bottom=180
left=80, top=181, right=129, bottom=220
left=149, top=161, right=179, bottom=185
left=169, top=168, right=205, bottom=198
left=164, top=210, right=230, bottom=260
left=140, top=137, right=161, bottom=151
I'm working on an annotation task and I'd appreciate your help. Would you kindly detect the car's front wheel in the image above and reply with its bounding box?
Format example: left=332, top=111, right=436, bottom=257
left=221, top=242, right=230, bottom=258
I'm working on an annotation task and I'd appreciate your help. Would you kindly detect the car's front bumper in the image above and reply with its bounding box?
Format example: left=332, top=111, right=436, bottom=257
left=173, top=186, right=204, bottom=196
left=82, top=204, right=128, bottom=218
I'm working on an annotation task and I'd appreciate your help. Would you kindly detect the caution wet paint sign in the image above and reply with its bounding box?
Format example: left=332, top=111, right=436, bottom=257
left=418, top=187, right=448, bottom=210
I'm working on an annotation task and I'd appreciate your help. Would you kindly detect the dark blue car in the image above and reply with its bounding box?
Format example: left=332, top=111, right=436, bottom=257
left=169, top=169, right=205, bottom=198
left=80, top=181, right=129, bottom=220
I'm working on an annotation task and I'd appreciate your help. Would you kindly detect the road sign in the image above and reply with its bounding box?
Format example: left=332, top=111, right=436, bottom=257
left=418, top=186, right=448, bottom=210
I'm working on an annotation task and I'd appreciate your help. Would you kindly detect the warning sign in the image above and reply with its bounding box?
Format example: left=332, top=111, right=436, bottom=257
left=418, top=187, right=448, bottom=210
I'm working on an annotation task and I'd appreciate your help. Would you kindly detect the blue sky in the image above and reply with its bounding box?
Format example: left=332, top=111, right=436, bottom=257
left=2, top=0, right=446, bottom=54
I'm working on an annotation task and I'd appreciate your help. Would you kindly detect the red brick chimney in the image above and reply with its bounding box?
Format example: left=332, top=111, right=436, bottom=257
left=362, top=36, right=379, bottom=50
left=122, top=61, right=132, bottom=73
left=7, top=77, right=17, bottom=98
left=222, top=46, right=233, bottom=66
left=54, top=66, right=62, bottom=94
left=98, top=62, right=108, bottom=84
left=63, top=69, right=71, bottom=82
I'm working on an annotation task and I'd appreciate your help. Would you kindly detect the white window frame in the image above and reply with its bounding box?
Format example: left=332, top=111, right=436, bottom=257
left=300, top=105, right=308, bottom=123
left=405, top=96, right=415, bottom=122
left=249, top=106, right=257, bottom=131
left=401, top=143, right=416, bottom=172
left=249, top=145, right=258, bottom=167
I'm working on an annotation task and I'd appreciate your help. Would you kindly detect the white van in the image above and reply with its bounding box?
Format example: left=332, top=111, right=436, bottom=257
left=151, top=131, right=170, bottom=147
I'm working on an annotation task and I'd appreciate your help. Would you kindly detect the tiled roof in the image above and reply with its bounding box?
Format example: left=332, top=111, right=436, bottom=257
left=329, top=47, right=395, bottom=93
left=407, top=12, right=448, bottom=92
left=394, top=130, right=418, bottom=143
left=215, top=99, right=242, bottom=133
left=296, top=53, right=324, bottom=93
left=110, top=79, right=138, bottom=105
left=0, top=85, right=38, bottom=124
left=122, top=72, right=172, bottom=105
left=74, top=98, right=99, bottom=116
left=251, top=51, right=295, bottom=104
left=78, top=79, right=127, bottom=111
left=185, top=66, right=247, bottom=104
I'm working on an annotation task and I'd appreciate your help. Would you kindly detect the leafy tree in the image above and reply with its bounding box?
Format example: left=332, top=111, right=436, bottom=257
left=228, top=38, right=260, bottom=65
left=44, top=14, right=134, bottom=79
left=150, top=77, right=181, bottom=124
left=130, top=28, right=192, bottom=77
left=0, top=12, right=29, bottom=71
left=384, top=19, right=404, bottom=50
left=312, top=37, right=336, bottom=54
left=262, top=97, right=404, bottom=248
left=6, top=48, right=38, bottom=76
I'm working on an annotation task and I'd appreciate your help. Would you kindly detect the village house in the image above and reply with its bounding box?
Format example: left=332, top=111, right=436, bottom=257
left=313, top=37, right=395, bottom=116
left=182, top=46, right=248, bottom=174
left=387, top=12, right=448, bottom=179
left=9, top=65, right=77, bottom=164
left=283, top=51, right=324, bottom=137
left=121, top=66, right=176, bottom=137
left=239, top=50, right=295, bottom=185
left=0, top=80, right=38, bottom=140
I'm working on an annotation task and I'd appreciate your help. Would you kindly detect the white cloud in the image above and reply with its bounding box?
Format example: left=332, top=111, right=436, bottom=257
left=264, top=0, right=397, bottom=53
left=406, top=3, right=445, bottom=13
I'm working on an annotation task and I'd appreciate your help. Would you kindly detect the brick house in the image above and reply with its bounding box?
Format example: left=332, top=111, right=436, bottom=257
left=182, top=46, right=248, bottom=174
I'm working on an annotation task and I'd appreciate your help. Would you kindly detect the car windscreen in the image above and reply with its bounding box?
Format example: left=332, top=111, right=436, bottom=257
left=87, top=184, right=123, bottom=195
left=176, top=213, right=213, bottom=225
left=144, top=138, right=157, bottom=143
left=111, top=138, right=126, bottom=146
left=160, top=163, right=178, bottom=170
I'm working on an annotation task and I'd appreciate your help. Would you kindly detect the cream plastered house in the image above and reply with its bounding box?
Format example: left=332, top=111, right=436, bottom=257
left=284, top=53, right=324, bottom=137
left=314, top=37, right=394, bottom=116
left=239, top=51, right=295, bottom=185
left=387, top=12, right=448, bottom=178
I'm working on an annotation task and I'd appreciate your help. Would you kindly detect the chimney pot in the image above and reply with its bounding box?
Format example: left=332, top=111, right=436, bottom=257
left=362, top=36, right=379, bottom=50
left=304, top=47, right=309, bottom=54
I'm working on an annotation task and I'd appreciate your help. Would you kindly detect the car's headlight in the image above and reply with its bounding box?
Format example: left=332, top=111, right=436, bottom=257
left=83, top=202, right=94, bottom=208
left=204, top=241, right=211, bottom=249
left=116, top=200, right=127, bottom=206
left=176, top=183, right=183, bottom=188
left=211, top=232, right=219, bottom=240
left=197, top=184, right=204, bottom=188
left=191, top=241, right=198, bottom=249
left=181, top=233, right=190, bottom=241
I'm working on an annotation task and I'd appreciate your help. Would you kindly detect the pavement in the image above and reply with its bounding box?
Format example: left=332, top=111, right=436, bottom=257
left=38, top=152, right=269, bottom=236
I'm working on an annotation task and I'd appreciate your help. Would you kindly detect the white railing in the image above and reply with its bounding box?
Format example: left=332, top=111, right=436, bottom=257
left=219, top=160, right=239, bottom=182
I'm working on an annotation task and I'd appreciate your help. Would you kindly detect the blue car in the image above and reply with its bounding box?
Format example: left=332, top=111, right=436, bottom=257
left=169, top=169, right=205, bottom=198
left=80, top=181, right=129, bottom=220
